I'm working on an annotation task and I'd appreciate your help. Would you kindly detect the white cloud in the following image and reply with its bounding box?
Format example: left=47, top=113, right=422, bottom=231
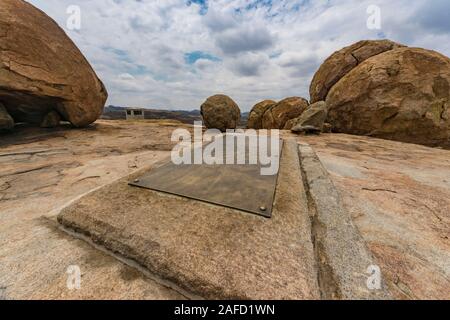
left=118, top=73, right=136, bottom=81
left=27, top=0, right=450, bottom=111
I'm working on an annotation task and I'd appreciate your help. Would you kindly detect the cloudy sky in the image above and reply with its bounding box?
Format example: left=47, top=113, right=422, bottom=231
left=28, top=0, right=450, bottom=111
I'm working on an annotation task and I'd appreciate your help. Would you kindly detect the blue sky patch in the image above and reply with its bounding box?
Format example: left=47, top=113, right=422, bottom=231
left=103, top=47, right=132, bottom=63
left=187, top=0, right=208, bottom=15
left=27, top=0, right=450, bottom=110
left=184, top=51, right=221, bottom=65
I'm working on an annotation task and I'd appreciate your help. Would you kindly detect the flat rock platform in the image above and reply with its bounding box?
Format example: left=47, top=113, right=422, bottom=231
left=58, top=141, right=320, bottom=299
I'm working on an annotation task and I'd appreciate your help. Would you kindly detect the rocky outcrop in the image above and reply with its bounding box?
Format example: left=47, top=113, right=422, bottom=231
left=0, top=0, right=107, bottom=129
left=247, top=100, right=276, bottom=129
left=310, top=40, right=404, bottom=103
left=291, top=101, right=328, bottom=134
left=326, top=47, right=450, bottom=147
left=0, top=103, right=14, bottom=130
left=201, top=94, right=241, bottom=131
left=262, top=97, right=309, bottom=129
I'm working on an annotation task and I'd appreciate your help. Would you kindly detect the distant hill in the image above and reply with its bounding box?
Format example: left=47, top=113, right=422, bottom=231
left=101, top=105, right=202, bottom=124
left=102, top=105, right=249, bottom=127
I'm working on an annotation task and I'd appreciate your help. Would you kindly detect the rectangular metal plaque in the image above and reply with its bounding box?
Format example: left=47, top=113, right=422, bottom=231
left=129, top=135, right=283, bottom=218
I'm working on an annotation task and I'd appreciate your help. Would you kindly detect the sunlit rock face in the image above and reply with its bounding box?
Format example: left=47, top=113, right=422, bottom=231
left=326, top=47, right=450, bottom=147
left=0, top=0, right=107, bottom=129
left=310, top=39, right=404, bottom=103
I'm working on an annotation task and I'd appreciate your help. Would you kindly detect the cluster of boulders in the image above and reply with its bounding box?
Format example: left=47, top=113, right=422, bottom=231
left=202, top=39, right=450, bottom=147
left=4, top=0, right=447, bottom=148
left=0, top=0, right=107, bottom=131
left=263, top=97, right=309, bottom=130
left=312, top=39, right=450, bottom=147
left=200, top=95, right=313, bottom=132
left=248, top=39, right=450, bottom=147
left=246, top=97, right=326, bottom=133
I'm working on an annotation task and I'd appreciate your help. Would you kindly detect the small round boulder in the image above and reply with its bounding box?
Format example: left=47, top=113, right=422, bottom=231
left=262, top=97, right=309, bottom=129
left=201, top=95, right=241, bottom=132
left=247, top=100, right=276, bottom=129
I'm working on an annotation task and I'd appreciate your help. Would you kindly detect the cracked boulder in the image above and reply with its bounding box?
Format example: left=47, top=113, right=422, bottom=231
left=310, top=40, right=404, bottom=103
left=201, top=94, right=241, bottom=132
left=326, top=47, right=450, bottom=147
left=247, top=100, right=276, bottom=129
left=262, top=97, right=309, bottom=130
left=0, top=0, right=107, bottom=129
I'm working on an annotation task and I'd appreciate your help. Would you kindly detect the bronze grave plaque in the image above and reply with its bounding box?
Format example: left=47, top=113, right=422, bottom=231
left=130, top=135, right=283, bottom=218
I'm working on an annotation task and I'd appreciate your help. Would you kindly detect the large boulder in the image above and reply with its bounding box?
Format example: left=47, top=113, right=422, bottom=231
left=291, top=101, right=328, bottom=134
left=326, top=47, right=450, bottom=147
left=262, top=97, right=309, bottom=129
left=247, top=100, right=276, bottom=129
left=200, top=94, right=241, bottom=132
left=0, top=0, right=107, bottom=128
left=310, top=40, right=404, bottom=103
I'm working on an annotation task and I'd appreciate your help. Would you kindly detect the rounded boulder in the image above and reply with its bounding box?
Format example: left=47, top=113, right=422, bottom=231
left=262, top=97, right=309, bottom=129
left=0, top=0, right=107, bottom=128
left=326, top=47, right=450, bottom=147
left=310, top=40, right=404, bottom=103
left=247, top=100, right=276, bottom=129
left=200, top=95, right=241, bottom=132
